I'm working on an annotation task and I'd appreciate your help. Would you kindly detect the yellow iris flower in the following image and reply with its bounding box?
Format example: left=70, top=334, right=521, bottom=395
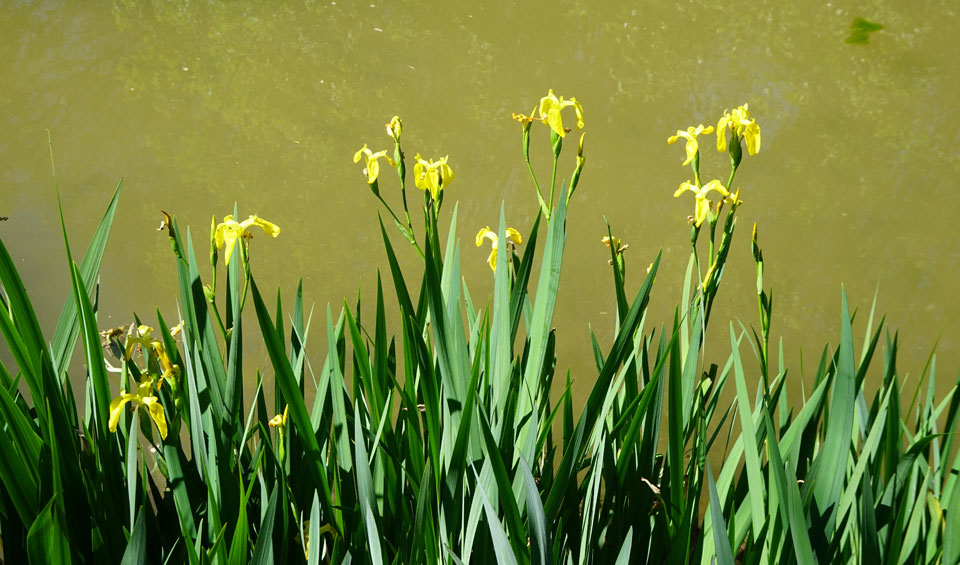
left=353, top=144, right=392, bottom=184
left=717, top=104, right=761, bottom=155
left=121, top=324, right=180, bottom=385
left=602, top=235, right=628, bottom=254
left=413, top=154, right=454, bottom=202
left=268, top=404, right=289, bottom=430
left=269, top=404, right=290, bottom=461
left=673, top=180, right=739, bottom=227
left=476, top=226, right=522, bottom=271
left=385, top=116, right=403, bottom=142
left=124, top=324, right=155, bottom=360
left=109, top=378, right=168, bottom=439
left=538, top=89, right=584, bottom=137
left=667, top=124, right=714, bottom=166
left=151, top=341, right=180, bottom=389
left=214, top=214, right=281, bottom=266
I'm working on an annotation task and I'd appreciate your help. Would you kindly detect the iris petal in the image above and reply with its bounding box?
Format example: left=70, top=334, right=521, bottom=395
left=142, top=397, right=168, bottom=439
left=108, top=393, right=137, bottom=433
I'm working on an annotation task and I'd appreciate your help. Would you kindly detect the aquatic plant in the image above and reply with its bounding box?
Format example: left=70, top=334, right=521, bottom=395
left=0, top=93, right=957, bottom=564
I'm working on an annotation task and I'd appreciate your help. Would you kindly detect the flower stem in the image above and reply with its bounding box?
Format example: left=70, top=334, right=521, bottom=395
left=238, top=244, right=251, bottom=313
left=548, top=152, right=559, bottom=214
left=208, top=299, right=229, bottom=341
left=727, top=163, right=739, bottom=190
left=525, top=156, right=550, bottom=219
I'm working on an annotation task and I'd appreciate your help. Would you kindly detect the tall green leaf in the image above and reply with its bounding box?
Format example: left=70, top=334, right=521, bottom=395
left=251, top=281, right=339, bottom=535
left=730, top=324, right=766, bottom=539
left=51, top=180, right=122, bottom=378
left=808, top=288, right=857, bottom=533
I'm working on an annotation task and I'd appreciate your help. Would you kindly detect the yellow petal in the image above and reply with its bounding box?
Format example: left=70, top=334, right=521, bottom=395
left=364, top=150, right=389, bottom=184
left=744, top=122, right=761, bottom=155
left=142, top=396, right=168, bottom=439
left=476, top=227, right=494, bottom=247
left=538, top=90, right=559, bottom=120
left=571, top=98, right=584, bottom=129
left=221, top=226, right=240, bottom=266
left=268, top=414, right=283, bottom=427
left=486, top=247, right=497, bottom=271
left=505, top=228, right=522, bottom=245
left=716, top=115, right=730, bottom=151
left=682, top=137, right=698, bottom=166
left=366, top=158, right=380, bottom=183
left=353, top=144, right=369, bottom=163
left=240, top=215, right=281, bottom=238
left=674, top=181, right=696, bottom=198
left=413, top=156, right=427, bottom=192
left=438, top=159, right=454, bottom=190
left=701, top=179, right=729, bottom=198
left=109, top=393, right=138, bottom=432
left=539, top=90, right=571, bottom=136
left=425, top=168, right=440, bottom=201
left=214, top=221, right=227, bottom=249
left=694, top=197, right=710, bottom=227
left=545, top=108, right=565, bottom=137
left=153, top=342, right=180, bottom=387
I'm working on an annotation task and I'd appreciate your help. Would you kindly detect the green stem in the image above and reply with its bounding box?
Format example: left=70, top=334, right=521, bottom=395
left=238, top=244, right=251, bottom=313
left=548, top=152, right=559, bottom=212
left=378, top=192, right=424, bottom=259
left=396, top=144, right=413, bottom=231
left=726, top=164, right=738, bottom=190
left=208, top=299, right=229, bottom=341
left=708, top=221, right=717, bottom=264
left=375, top=193, right=401, bottom=227
left=525, top=156, right=549, bottom=219
left=210, top=262, right=218, bottom=302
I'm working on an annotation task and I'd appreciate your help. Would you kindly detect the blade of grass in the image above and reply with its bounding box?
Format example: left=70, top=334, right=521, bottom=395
left=519, top=458, right=549, bottom=565
left=51, top=179, right=122, bottom=378
left=26, top=495, right=71, bottom=565
left=763, top=411, right=817, bottom=564
left=730, top=323, right=766, bottom=539
left=308, top=491, right=322, bottom=565
left=473, top=466, right=520, bottom=565
left=250, top=487, right=278, bottom=565
left=354, top=402, right=384, bottom=565
left=120, top=508, right=147, bottom=565
left=252, top=280, right=339, bottom=535
left=478, top=410, right=526, bottom=557
left=517, top=185, right=568, bottom=463
left=808, top=288, right=857, bottom=534
left=707, top=466, right=735, bottom=565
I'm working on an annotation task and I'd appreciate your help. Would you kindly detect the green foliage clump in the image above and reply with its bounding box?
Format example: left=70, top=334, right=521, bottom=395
left=0, top=95, right=957, bottom=565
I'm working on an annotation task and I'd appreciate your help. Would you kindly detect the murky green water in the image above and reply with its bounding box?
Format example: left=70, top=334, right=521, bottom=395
left=2, top=1, right=958, bottom=403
